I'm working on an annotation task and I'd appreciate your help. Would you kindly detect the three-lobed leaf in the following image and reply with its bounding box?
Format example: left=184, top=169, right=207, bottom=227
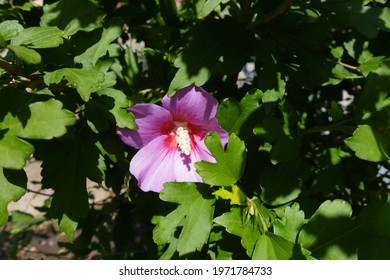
left=195, top=132, right=246, bottom=186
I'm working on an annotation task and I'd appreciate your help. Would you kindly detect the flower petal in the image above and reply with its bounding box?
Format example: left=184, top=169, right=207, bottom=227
left=117, top=103, right=173, bottom=149
left=173, top=134, right=216, bottom=182
left=162, top=85, right=218, bottom=126
left=130, top=135, right=176, bottom=192
left=199, top=119, right=229, bottom=147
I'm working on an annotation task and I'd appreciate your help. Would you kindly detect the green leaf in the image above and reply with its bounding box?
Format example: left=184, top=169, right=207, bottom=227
left=40, top=0, right=105, bottom=37
left=195, top=133, right=246, bottom=186
left=0, top=20, right=24, bottom=41
left=0, top=168, right=27, bottom=226
left=345, top=124, right=390, bottom=162
left=260, top=71, right=286, bottom=103
left=200, top=0, right=230, bottom=17
left=217, top=89, right=263, bottom=135
left=259, top=162, right=302, bottom=205
left=74, top=24, right=122, bottom=69
left=94, top=88, right=136, bottom=130
left=0, top=35, right=5, bottom=48
left=17, top=99, right=76, bottom=139
left=252, top=232, right=299, bottom=260
left=273, top=203, right=305, bottom=243
left=355, top=62, right=390, bottom=122
left=7, top=45, right=41, bottom=64
left=0, top=91, right=75, bottom=169
left=214, top=207, right=261, bottom=257
left=253, top=117, right=284, bottom=142
left=329, top=101, right=343, bottom=122
left=353, top=196, right=390, bottom=239
left=0, top=133, right=34, bottom=169
left=153, top=182, right=215, bottom=256
left=11, top=26, right=64, bottom=48
left=358, top=238, right=390, bottom=260
left=313, top=0, right=390, bottom=38
left=213, top=184, right=247, bottom=205
left=168, top=17, right=253, bottom=95
left=44, top=68, right=106, bottom=101
left=298, top=199, right=357, bottom=259
left=38, top=130, right=105, bottom=238
left=59, top=213, right=78, bottom=242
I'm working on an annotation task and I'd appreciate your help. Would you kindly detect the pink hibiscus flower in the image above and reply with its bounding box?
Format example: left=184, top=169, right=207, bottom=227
left=117, top=85, right=228, bottom=192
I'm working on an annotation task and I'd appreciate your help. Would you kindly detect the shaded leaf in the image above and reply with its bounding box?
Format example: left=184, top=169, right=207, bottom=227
left=153, top=183, right=215, bottom=256
left=214, top=207, right=261, bottom=257
left=313, top=0, right=390, bottom=38
left=298, top=199, right=357, bottom=259
left=259, top=162, right=302, bottom=205
left=74, top=24, right=122, bottom=69
left=217, top=89, right=263, bottom=135
left=40, top=0, right=105, bottom=37
left=168, top=17, right=253, bottom=95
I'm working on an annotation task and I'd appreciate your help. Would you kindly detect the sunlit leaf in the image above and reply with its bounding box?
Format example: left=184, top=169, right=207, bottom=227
left=0, top=168, right=27, bottom=226
left=195, top=133, right=246, bottom=186
left=11, top=26, right=64, bottom=48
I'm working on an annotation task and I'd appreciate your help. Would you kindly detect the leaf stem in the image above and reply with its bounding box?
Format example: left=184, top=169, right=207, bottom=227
left=338, top=61, right=361, bottom=73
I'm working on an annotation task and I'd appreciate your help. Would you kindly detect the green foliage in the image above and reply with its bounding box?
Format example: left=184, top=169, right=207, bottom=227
left=0, top=169, right=27, bottom=225
left=153, top=182, right=215, bottom=257
left=1, top=0, right=390, bottom=260
left=195, top=132, right=246, bottom=186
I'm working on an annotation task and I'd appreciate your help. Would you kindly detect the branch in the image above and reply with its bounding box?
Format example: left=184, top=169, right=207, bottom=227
left=0, top=59, right=45, bottom=90
left=247, top=0, right=293, bottom=29
left=242, top=0, right=251, bottom=25
left=0, top=59, right=27, bottom=78
left=301, top=125, right=356, bottom=135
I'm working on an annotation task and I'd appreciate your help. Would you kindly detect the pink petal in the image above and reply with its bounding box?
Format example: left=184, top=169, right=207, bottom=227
left=117, top=103, right=173, bottom=149
left=199, top=119, right=229, bottom=147
left=173, top=134, right=216, bottom=182
left=162, top=85, right=219, bottom=126
left=129, top=135, right=176, bottom=192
